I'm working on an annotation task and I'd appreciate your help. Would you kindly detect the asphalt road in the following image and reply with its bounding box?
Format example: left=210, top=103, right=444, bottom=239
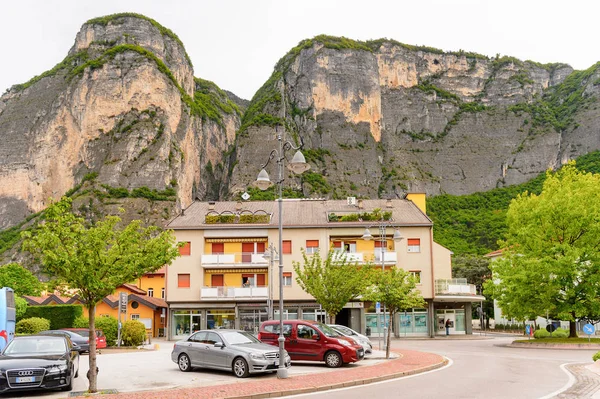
left=282, top=334, right=597, bottom=399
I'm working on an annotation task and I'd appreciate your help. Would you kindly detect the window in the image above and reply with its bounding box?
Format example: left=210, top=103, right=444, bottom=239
left=161, top=288, right=165, bottom=299
left=283, top=240, right=292, bottom=254
left=178, top=274, right=191, bottom=288
left=306, top=240, right=319, bottom=254
left=179, top=241, right=191, bottom=256
left=131, top=301, right=139, bottom=309
left=147, top=288, right=154, bottom=297
left=131, top=314, right=140, bottom=320
left=212, top=243, right=224, bottom=254
left=283, top=272, right=292, bottom=286
left=410, top=271, right=422, bottom=284
left=407, top=238, right=421, bottom=253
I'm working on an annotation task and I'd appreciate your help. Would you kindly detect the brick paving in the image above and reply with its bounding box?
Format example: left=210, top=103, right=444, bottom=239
left=557, top=364, right=600, bottom=399
left=73, top=349, right=445, bottom=399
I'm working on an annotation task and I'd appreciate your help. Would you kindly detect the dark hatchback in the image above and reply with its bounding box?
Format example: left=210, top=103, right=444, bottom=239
left=39, top=330, right=90, bottom=353
left=0, top=335, right=79, bottom=393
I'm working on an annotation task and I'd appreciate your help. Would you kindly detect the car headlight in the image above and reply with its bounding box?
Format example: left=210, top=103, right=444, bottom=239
left=47, top=364, right=69, bottom=374
left=249, top=353, right=266, bottom=360
left=337, top=339, right=352, bottom=347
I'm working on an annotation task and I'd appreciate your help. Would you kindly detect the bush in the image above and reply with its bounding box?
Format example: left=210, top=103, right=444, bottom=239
left=553, top=328, right=569, bottom=338
left=23, top=304, right=83, bottom=329
left=534, top=329, right=550, bottom=338
left=121, top=320, right=147, bottom=346
left=73, top=315, right=119, bottom=346
left=593, top=351, right=600, bottom=362
left=16, top=317, right=50, bottom=334
left=15, top=296, right=27, bottom=321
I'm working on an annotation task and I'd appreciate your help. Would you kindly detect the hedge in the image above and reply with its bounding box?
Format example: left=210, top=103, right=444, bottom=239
left=16, top=317, right=50, bottom=334
left=73, top=315, right=119, bottom=346
left=121, top=320, right=147, bottom=346
left=23, top=305, right=83, bottom=330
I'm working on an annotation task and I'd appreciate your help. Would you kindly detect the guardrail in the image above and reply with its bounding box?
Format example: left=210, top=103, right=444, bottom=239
left=201, top=286, right=269, bottom=299
left=201, top=253, right=268, bottom=266
left=435, top=278, right=477, bottom=295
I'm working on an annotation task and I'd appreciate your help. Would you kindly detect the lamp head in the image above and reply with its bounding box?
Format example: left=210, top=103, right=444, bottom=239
left=392, top=229, right=404, bottom=242
left=287, top=150, right=311, bottom=174
left=254, top=169, right=273, bottom=190
left=361, top=228, right=373, bottom=241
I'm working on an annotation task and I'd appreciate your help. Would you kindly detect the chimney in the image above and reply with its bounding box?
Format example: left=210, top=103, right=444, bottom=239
left=236, top=201, right=242, bottom=211
left=181, top=208, right=185, bottom=216
left=357, top=199, right=364, bottom=209
left=386, top=199, right=393, bottom=208
left=208, top=201, right=216, bottom=210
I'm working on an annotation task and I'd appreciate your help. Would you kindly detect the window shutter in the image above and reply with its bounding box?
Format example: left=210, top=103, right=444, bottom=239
left=178, top=274, right=190, bottom=288
left=283, top=240, right=292, bottom=254
left=407, top=239, right=420, bottom=246
left=306, top=240, right=319, bottom=248
left=212, top=243, right=224, bottom=254
left=283, top=272, right=292, bottom=277
left=179, top=242, right=191, bottom=256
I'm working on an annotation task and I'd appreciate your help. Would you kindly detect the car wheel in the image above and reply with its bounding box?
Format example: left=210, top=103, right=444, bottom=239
left=233, top=357, right=250, bottom=378
left=325, top=351, right=343, bottom=368
left=178, top=353, right=192, bottom=372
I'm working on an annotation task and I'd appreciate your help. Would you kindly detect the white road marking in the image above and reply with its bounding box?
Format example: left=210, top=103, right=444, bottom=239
left=537, top=362, right=577, bottom=399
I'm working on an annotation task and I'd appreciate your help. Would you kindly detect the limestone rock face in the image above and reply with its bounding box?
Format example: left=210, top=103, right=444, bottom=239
left=0, top=15, right=239, bottom=229
left=231, top=38, right=600, bottom=200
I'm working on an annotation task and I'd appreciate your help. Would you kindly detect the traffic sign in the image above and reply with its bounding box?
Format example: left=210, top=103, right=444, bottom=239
left=584, top=323, right=595, bottom=336
left=525, top=325, right=531, bottom=335
left=375, top=302, right=381, bottom=314
left=546, top=324, right=556, bottom=333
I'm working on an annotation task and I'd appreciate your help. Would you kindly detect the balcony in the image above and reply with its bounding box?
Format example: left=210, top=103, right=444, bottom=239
left=435, top=278, right=478, bottom=296
left=200, top=286, right=268, bottom=299
left=331, top=250, right=397, bottom=265
left=201, top=252, right=268, bottom=267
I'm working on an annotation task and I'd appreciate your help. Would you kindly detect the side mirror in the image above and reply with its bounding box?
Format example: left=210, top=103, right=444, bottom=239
left=214, top=342, right=225, bottom=348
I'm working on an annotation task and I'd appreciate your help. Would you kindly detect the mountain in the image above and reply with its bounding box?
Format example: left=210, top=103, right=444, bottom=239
left=230, top=36, right=600, bottom=201
left=0, top=13, right=240, bottom=233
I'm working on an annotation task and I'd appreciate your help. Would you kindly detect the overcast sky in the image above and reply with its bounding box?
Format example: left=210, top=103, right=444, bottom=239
left=2, top=0, right=599, bottom=100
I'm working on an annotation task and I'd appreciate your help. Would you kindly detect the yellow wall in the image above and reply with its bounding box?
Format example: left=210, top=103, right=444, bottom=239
left=406, top=193, right=426, bottom=214
left=138, top=275, right=165, bottom=297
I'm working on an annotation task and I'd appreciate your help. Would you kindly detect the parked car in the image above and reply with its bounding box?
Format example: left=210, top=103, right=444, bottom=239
left=258, top=320, right=365, bottom=368
left=171, top=329, right=291, bottom=378
left=63, top=328, right=107, bottom=349
left=0, top=335, right=79, bottom=393
left=328, top=324, right=373, bottom=354
left=39, top=330, right=89, bottom=353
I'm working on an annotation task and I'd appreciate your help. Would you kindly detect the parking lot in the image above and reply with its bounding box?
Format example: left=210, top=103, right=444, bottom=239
left=8, top=339, right=390, bottom=398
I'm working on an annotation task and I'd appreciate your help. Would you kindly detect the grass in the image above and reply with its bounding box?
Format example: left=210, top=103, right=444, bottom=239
left=514, top=338, right=600, bottom=344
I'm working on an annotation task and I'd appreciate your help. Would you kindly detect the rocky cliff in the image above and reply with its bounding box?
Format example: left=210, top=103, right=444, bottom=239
left=230, top=36, right=600, bottom=200
left=0, top=13, right=240, bottom=232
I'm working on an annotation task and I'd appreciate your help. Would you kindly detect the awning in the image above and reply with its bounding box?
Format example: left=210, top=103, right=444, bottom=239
left=205, top=238, right=268, bottom=243
left=205, top=268, right=269, bottom=273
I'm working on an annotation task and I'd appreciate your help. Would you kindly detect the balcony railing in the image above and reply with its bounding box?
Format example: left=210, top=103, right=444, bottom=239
left=331, top=250, right=397, bottom=264
left=201, top=252, right=268, bottom=266
left=435, top=278, right=477, bottom=296
left=201, top=286, right=268, bottom=299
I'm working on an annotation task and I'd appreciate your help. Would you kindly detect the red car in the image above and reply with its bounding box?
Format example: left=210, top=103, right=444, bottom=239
left=63, top=328, right=107, bottom=349
left=258, top=320, right=364, bottom=368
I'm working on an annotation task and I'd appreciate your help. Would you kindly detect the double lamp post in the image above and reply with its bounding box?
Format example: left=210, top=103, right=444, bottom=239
left=254, top=126, right=310, bottom=379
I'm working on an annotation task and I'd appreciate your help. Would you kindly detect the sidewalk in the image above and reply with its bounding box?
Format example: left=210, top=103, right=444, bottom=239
left=79, top=349, right=446, bottom=399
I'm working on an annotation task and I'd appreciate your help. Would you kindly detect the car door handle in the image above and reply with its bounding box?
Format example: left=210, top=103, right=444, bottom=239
left=290, top=340, right=297, bottom=344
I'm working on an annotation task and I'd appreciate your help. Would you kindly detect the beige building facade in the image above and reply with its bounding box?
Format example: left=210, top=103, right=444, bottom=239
left=165, top=196, right=484, bottom=340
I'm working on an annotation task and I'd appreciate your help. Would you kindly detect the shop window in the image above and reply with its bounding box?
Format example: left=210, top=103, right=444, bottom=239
left=283, top=240, right=292, bottom=254
left=178, top=274, right=191, bottom=288
left=212, top=243, right=224, bottom=254
left=410, top=271, right=421, bottom=284
left=283, top=272, right=292, bottom=286
left=179, top=241, right=191, bottom=256
left=306, top=240, right=319, bottom=254
left=407, top=238, right=421, bottom=253
left=148, top=288, right=154, bottom=297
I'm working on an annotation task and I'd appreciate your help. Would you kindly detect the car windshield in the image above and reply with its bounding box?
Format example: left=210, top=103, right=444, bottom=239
left=313, top=322, right=341, bottom=337
left=332, top=325, right=354, bottom=335
left=4, top=338, right=66, bottom=355
left=221, top=331, right=260, bottom=345
left=72, top=330, right=90, bottom=337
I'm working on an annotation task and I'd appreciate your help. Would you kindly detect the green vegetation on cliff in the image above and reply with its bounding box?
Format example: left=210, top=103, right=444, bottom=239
left=85, top=12, right=193, bottom=66
left=429, top=151, right=600, bottom=256
left=12, top=52, right=89, bottom=92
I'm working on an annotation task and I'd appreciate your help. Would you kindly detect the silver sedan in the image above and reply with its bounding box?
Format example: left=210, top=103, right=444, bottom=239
left=171, top=329, right=291, bottom=378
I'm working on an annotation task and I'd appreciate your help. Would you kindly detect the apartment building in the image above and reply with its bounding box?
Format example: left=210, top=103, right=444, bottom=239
left=165, top=195, right=484, bottom=339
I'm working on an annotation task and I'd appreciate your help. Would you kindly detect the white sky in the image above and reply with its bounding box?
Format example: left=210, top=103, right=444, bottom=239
left=2, top=0, right=599, bottom=100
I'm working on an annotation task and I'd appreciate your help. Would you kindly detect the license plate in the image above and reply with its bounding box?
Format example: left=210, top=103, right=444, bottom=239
left=274, top=360, right=279, bottom=366
left=16, top=377, right=35, bottom=383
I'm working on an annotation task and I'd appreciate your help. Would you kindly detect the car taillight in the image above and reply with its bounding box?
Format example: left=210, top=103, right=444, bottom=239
left=257, top=333, right=262, bottom=340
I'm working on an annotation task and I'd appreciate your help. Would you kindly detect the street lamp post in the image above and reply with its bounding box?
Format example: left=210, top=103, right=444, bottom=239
left=254, top=126, right=310, bottom=379
left=262, top=243, right=278, bottom=321
left=362, top=222, right=403, bottom=351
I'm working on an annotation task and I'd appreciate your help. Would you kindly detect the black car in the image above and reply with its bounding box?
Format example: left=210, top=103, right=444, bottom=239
left=39, top=330, right=89, bottom=353
left=0, top=335, right=79, bottom=393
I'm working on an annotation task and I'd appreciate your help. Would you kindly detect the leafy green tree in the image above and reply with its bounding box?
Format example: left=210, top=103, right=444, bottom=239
left=293, top=250, right=373, bottom=322
left=485, top=164, right=600, bottom=337
left=22, top=197, right=180, bottom=393
left=15, top=296, right=27, bottom=320
left=0, top=263, right=43, bottom=296
left=364, top=268, right=425, bottom=358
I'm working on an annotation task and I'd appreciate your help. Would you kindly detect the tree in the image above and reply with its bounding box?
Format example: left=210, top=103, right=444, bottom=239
left=453, top=255, right=493, bottom=328
left=0, top=263, right=43, bottom=296
left=293, top=250, right=373, bottom=322
left=22, top=197, right=180, bottom=393
left=15, top=296, right=27, bottom=320
left=364, top=267, right=425, bottom=359
left=485, top=164, right=600, bottom=337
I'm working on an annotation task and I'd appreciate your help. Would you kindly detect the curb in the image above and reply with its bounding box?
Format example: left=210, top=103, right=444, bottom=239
left=508, top=342, right=600, bottom=350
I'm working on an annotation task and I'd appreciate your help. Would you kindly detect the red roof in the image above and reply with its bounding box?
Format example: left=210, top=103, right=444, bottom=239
left=484, top=249, right=505, bottom=258
left=120, top=283, right=146, bottom=295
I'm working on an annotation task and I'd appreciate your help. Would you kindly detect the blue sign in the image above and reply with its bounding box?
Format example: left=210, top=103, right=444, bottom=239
left=584, top=323, right=595, bottom=336
left=525, top=325, right=531, bottom=335
left=375, top=302, right=381, bottom=314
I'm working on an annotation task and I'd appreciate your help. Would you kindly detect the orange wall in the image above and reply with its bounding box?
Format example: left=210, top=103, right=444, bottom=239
left=138, top=275, right=165, bottom=297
